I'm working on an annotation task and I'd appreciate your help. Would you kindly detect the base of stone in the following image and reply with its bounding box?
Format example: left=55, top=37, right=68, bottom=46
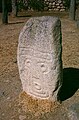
left=19, top=91, right=61, bottom=116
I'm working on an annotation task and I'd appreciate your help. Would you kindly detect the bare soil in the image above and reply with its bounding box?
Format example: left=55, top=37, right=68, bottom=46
left=0, top=11, right=79, bottom=120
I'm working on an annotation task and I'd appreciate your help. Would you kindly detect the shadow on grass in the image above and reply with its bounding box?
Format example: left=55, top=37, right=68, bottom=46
left=8, top=21, right=25, bottom=25
left=17, top=15, right=32, bottom=17
left=59, top=68, right=79, bottom=101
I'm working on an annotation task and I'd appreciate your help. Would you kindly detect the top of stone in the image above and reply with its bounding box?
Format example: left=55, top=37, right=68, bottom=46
left=19, top=16, right=61, bottom=53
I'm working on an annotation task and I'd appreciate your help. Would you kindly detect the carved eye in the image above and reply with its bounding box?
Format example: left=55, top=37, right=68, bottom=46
left=40, top=63, right=47, bottom=72
left=41, top=64, right=45, bottom=68
left=25, top=59, right=31, bottom=67
left=27, top=60, right=30, bottom=64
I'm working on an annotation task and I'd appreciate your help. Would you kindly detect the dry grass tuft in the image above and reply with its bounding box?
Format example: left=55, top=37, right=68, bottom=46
left=19, top=91, right=60, bottom=116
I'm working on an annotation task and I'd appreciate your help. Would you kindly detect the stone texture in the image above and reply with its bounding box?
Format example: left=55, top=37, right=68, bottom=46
left=17, top=16, right=62, bottom=101
left=44, top=0, right=65, bottom=11
left=22, top=0, right=66, bottom=11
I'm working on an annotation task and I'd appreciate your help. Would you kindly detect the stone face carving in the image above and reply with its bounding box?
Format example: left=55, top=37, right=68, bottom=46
left=17, top=16, right=62, bottom=101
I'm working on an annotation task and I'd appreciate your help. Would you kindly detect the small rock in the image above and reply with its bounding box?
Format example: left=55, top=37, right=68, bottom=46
left=58, top=0, right=62, bottom=4
left=56, top=3, right=60, bottom=6
left=7, top=96, right=11, bottom=100
left=2, top=113, right=5, bottom=116
left=49, top=2, right=52, bottom=6
left=5, top=80, right=10, bottom=83
left=8, top=103, right=12, bottom=108
left=57, top=6, right=61, bottom=9
left=60, top=3, right=63, bottom=7
left=52, top=2, right=56, bottom=5
left=54, top=8, right=59, bottom=11
left=19, top=115, right=26, bottom=120
left=46, top=2, right=49, bottom=5
left=60, top=9, right=65, bottom=12
left=49, top=9, right=53, bottom=11
left=44, top=7, right=48, bottom=11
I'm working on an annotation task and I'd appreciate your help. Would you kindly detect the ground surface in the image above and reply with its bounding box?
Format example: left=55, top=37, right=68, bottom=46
left=0, top=11, right=79, bottom=120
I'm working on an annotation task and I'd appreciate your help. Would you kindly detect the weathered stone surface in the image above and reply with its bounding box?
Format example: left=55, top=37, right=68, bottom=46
left=17, top=16, right=62, bottom=101
left=67, top=103, right=79, bottom=120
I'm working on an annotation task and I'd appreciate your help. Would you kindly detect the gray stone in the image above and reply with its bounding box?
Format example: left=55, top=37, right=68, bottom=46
left=54, top=8, right=59, bottom=11
left=44, top=7, right=48, bottom=11
left=46, top=2, right=49, bottom=5
left=56, top=3, right=60, bottom=6
left=67, top=103, right=79, bottom=120
left=17, top=16, right=62, bottom=101
left=57, top=6, right=61, bottom=9
left=49, top=9, right=53, bottom=11
left=52, top=2, right=56, bottom=5
left=49, top=2, right=52, bottom=6
left=60, top=8, right=65, bottom=12
left=58, top=0, right=62, bottom=4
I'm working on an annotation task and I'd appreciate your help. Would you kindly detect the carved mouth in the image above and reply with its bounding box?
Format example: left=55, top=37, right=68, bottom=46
left=29, top=77, right=49, bottom=98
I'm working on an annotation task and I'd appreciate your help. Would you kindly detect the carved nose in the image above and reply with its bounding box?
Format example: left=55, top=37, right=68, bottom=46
left=32, top=76, right=39, bottom=79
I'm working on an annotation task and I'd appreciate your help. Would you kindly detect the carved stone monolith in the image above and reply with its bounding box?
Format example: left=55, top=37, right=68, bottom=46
left=17, top=16, right=63, bottom=102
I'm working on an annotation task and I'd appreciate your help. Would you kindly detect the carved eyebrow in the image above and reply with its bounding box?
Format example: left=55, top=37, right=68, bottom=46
left=37, top=61, right=46, bottom=63
left=37, top=60, right=52, bottom=66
